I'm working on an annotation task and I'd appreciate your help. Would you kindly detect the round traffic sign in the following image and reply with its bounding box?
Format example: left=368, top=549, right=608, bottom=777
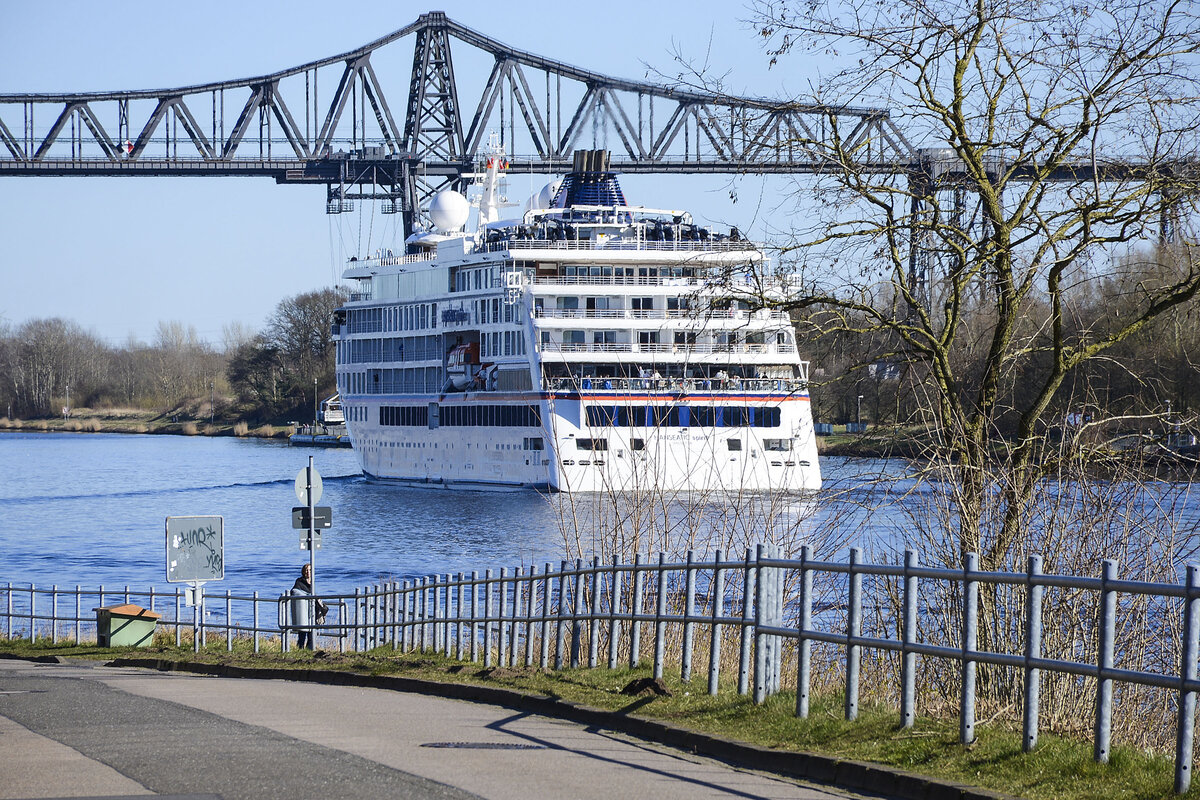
left=294, top=466, right=323, bottom=504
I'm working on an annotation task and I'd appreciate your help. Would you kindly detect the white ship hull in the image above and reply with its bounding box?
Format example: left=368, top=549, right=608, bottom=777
left=346, top=388, right=818, bottom=493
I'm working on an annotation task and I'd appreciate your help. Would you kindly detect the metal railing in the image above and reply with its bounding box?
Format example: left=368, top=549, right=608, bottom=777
left=539, top=341, right=792, bottom=356
left=541, top=376, right=808, bottom=393
left=5, top=547, right=1200, bottom=791
left=533, top=308, right=790, bottom=321
left=487, top=238, right=759, bottom=254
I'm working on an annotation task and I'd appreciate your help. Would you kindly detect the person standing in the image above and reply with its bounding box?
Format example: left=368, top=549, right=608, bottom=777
left=290, top=564, right=328, bottom=650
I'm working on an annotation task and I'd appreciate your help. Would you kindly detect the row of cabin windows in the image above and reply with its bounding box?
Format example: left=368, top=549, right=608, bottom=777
left=585, top=405, right=782, bottom=428
left=482, top=329, right=527, bottom=358
left=545, top=331, right=780, bottom=346
left=557, top=266, right=697, bottom=279
left=577, top=437, right=792, bottom=452
left=452, top=266, right=500, bottom=292
left=442, top=405, right=542, bottom=428
left=379, top=404, right=542, bottom=428
left=474, top=297, right=518, bottom=325
left=340, top=335, right=441, bottom=364
left=340, top=368, right=442, bottom=395
left=547, top=297, right=695, bottom=312
left=347, top=303, right=436, bottom=334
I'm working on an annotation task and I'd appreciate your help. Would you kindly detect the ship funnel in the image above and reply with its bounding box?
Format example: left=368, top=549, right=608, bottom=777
left=552, top=149, right=626, bottom=209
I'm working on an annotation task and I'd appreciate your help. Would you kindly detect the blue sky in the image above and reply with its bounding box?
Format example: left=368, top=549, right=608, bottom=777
left=0, top=1, right=819, bottom=346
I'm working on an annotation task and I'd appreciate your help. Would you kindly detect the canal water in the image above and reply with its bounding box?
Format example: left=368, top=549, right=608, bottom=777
left=0, top=432, right=566, bottom=598
left=2, top=431, right=1197, bottom=599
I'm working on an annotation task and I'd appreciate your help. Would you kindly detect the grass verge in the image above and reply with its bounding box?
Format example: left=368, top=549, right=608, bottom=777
left=0, top=637, right=1187, bottom=800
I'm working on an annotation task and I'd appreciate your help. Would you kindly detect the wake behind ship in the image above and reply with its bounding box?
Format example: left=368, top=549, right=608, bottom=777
left=333, top=149, right=820, bottom=493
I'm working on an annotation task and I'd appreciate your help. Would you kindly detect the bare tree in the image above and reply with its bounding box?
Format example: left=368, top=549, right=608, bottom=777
left=744, top=0, right=1200, bottom=569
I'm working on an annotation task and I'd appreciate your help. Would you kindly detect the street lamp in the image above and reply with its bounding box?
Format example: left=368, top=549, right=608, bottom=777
left=210, top=381, right=214, bottom=427
left=856, top=395, right=864, bottom=426
left=313, top=378, right=319, bottom=425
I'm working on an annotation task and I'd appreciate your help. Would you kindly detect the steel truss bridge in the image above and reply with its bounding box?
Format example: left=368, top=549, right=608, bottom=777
left=0, top=12, right=913, bottom=235
left=0, top=11, right=1188, bottom=304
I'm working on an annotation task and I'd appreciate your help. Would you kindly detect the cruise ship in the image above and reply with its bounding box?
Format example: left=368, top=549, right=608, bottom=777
left=333, top=149, right=820, bottom=493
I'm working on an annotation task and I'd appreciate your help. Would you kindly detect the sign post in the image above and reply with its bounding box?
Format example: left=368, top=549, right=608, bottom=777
left=166, top=515, right=225, bottom=652
left=294, top=457, right=323, bottom=594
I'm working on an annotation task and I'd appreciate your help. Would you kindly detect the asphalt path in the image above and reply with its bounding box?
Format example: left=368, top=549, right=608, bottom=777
left=0, top=658, right=865, bottom=800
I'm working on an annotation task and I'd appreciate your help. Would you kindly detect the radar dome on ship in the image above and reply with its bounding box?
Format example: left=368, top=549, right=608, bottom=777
left=429, top=190, right=470, bottom=233
left=523, top=179, right=563, bottom=212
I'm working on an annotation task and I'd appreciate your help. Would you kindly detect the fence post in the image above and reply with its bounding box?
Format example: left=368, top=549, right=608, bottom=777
left=738, top=548, right=754, bottom=696
left=51, top=586, right=58, bottom=645
left=1023, top=555, right=1044, bottom=752
left=1095, top=558, right=1118, bottom=763
left=6, top=582, right=12, bottom=640
left=796, top=544, right=813, bottom=717
left=398, top=581, right=409, bottom=652
left=30, top=584, right=36, bottom=642
left=440, top=574, right=450, bottom=658
left=754, top=544, right=768, bottom=704
left=226, top=590, right=233, bottom=652
left=1175, top=564, right=1200, bottom=793
left=454, top=573, right=464, bottom=660
left=653, top=553, right=668, bottom=681
left=525, top=565, right=537, bottom=668
left=571, top=559, right=585, bottom=668
left=498, top=568, right=509, bottom=667
left=352, top=587, right=362, bottom=652
left=540, top=563, right=552, bottom=669
left=682, top=550, right=696, bottom=683
left=846, top=547, right=863, bottom=721
left=901, top=550, right=919, bottom=729
left=484, top=569, right=495, bottom=668
left=589, top=557, right=602, bottom=669
left=470, top=571, right=480, bottom=663
left=555, top=560, right=568, bottom=670
left=708, top=548, right=725, bottom=696
left=75, top=586, right=81, bottom=645
left=961, top=552, right=979, bottom=745
left=174, top=587, right=181, bottom=648
left=609, top=555, right=621, bottom=670
left=630, top=554, right=644, bottom=668
left=513, top=566, right=524, bottom=667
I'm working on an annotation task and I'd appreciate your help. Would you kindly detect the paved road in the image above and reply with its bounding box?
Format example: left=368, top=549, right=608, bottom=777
left=0, top=658, right=866, bottom=800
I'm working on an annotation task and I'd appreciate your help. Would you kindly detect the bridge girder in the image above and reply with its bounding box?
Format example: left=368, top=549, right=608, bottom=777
left=0, top=11, right=913, bottom=234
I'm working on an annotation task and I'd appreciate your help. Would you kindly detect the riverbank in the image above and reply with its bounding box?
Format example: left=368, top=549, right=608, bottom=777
left=0, top=407, right=292, bottom=439
left=0, top=641, right=1181, bottom=800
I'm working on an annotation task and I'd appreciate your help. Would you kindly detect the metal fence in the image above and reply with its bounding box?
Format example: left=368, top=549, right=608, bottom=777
left=4, top=546, right=1200, bottom=793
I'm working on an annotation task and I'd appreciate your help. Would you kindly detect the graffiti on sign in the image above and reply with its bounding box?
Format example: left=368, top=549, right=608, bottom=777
left=165, top=515, right=225, bottom=582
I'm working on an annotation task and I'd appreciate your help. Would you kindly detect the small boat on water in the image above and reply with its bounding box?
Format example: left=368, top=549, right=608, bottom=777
left=289, top=394, right=352, bottom=447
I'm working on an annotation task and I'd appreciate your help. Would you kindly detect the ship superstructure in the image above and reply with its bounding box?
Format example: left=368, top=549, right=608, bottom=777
left=333, top=149, right=820, bottom=492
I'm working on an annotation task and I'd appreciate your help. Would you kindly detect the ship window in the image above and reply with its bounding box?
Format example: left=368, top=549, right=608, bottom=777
left=764, top=438, right=793, bottom=451
left=523, top=437, right=544, bottom=451
left=727, top=439, right=743, bottom=451
left=586, top=406, right=618, bottom=427
left=723, top=407, right=749, bottom=427
left=576, top=438, right=608, bottom=451
left=630, top=438, right=645, bottom=451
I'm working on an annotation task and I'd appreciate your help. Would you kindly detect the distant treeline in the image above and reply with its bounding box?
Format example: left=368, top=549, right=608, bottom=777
left=806, top=251, right=1200, bottom=432
left=0, top=288, right=345, bottom=424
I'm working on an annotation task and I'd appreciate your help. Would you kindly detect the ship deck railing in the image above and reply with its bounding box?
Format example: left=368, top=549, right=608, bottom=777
left=534, top=308, right=790, bottom=321
left=542, top=376, right=808, bottom=393
left=540, top=342, right=797, bottom=356
left=486, top=238, right=758, bottom=255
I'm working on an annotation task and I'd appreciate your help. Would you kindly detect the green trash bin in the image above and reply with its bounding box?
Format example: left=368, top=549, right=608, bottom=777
left=95, top=604, right=161, bottom=647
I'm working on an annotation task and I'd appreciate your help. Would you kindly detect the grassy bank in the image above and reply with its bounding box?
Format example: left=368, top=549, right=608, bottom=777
left=0, top=407, right=292, bottom=439
left=0, top=638, right=1186, bottom=800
